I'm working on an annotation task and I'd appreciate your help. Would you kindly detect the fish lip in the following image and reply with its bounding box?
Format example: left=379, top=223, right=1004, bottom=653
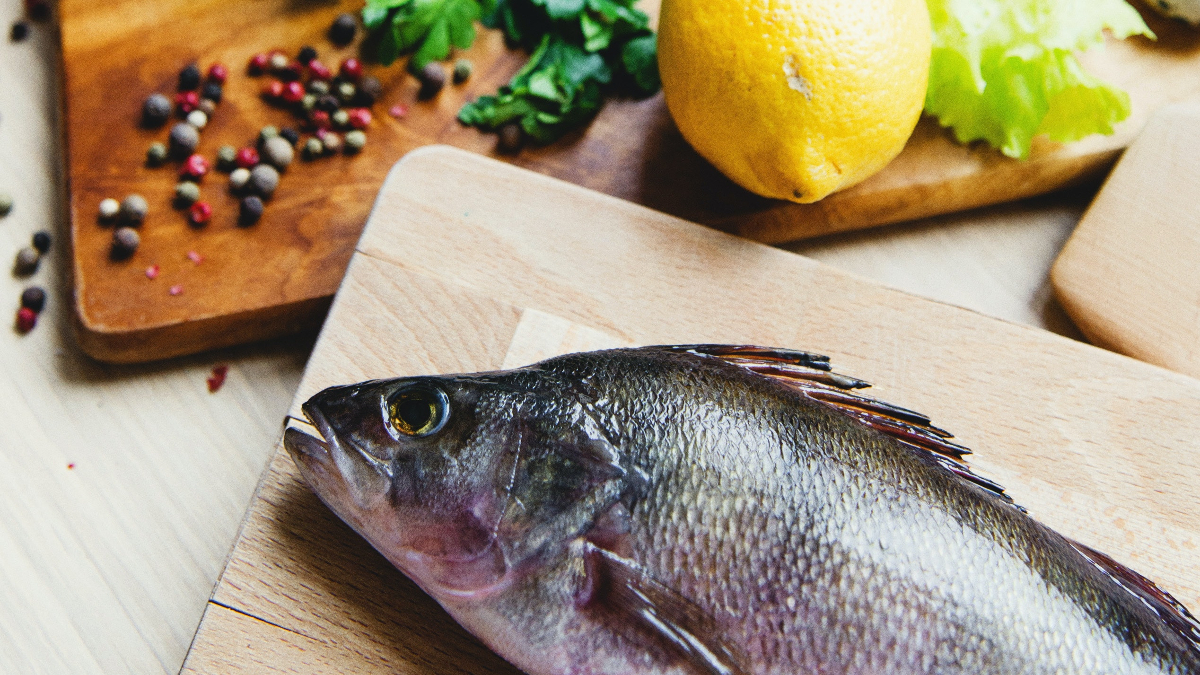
left=283, top=401, right=338, bottom=464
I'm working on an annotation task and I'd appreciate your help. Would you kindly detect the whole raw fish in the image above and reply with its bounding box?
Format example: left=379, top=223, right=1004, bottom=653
left=284, top=345, right=1200, bottom=674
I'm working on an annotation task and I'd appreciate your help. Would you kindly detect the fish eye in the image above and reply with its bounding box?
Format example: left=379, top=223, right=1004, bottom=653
left=386, top=386, right=449, bottom=438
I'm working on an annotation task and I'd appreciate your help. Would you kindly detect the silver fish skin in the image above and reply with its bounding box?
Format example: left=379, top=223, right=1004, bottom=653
left=284, top=345, right=1200, bottom=675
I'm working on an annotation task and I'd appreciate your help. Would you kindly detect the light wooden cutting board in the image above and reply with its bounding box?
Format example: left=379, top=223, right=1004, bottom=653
left=62, top=0, right=1200, bottom=363
left=1052, top=99, right=1200, bottom=381
left=182, top=146, right=1200, bottom=674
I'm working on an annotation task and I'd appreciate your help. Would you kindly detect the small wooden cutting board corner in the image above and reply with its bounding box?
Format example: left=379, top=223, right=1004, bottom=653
left=60, top=0, right=1200, bottom=363
left=181, top=145, right=1200, bottom=674
left=1051, top=97, right=1200, bottom=380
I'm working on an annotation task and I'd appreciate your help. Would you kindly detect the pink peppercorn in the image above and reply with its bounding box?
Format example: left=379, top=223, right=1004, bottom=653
left=145, top=264, right=160, bottom=279
left=207, top=63, right=228, bottom=83
left=189, top=201, right=212, bottom=225
left=15, top=307, right=36, bottom=333
left=169, top=285, right=183, bottom=296
left=309, top=109, right=331, bottom=130
left=339, top=57, right=363, bottom=81
left=347, top=108, right=372, bottom=129
left=389, top=104, right=408, bottom=118
left=175, top=90, right=200, bottom=113
left=249, top=52, right=269, bottom=74
left=263, top=80, right=284, bottom=100
left=235, top=147, right=259, bottom=168
left=281, top=80, right=305, bottom=104
left=308, top=60, right=332, bottom=81
left=187, top=250, right=203, bottom=264
left=180, top=154, right=210, bottom=180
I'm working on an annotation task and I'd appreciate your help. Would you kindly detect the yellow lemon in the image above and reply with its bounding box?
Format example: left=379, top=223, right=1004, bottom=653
left=658, top=0, right=931, bottom=203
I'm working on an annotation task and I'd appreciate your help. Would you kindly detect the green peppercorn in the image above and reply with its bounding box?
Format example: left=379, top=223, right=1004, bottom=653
left=216, top=145, right=237, bottom=171
left=321, top=132, right=342, bottom=154
left=307, top=80, right=330, bottom=96
left=146, top=141, right=168, bottom=166
left=175, top=181, right=201, bottom=205
left=303, top=138, right=323, bottom=159
left=344, top=129, right=366, bottom=153
left=301, top=93, right=317, bottom=113
left=336, top=81, right=356, bottom=103
left=259, top=125, right=280, bottom=145
left=0, top=190, right=12, bottom=216
left=332, top=109, right=350, bottom=128
left=453, top=59, right=472, bottom=84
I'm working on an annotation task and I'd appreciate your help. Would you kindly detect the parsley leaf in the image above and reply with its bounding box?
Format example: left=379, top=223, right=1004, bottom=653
left=365, top=0, right=660, bottom=144
left=364, top=0, right=494, bottom=69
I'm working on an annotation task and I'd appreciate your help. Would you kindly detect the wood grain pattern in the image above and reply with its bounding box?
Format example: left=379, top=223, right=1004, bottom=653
left=61, top=0, right=1200, bottom=363
left=1052, top=99, right=1200, bottom=380
left=183, top=147, right=1200, bottom=674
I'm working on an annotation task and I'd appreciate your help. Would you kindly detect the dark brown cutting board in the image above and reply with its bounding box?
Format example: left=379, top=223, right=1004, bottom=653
left=61, top=0, right=1200, bottom=363
left=180, top=147, right=1200, bottom=673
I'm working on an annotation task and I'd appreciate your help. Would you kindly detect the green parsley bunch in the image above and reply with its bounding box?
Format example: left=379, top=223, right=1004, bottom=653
left=363, top=0, right=659, bottom=143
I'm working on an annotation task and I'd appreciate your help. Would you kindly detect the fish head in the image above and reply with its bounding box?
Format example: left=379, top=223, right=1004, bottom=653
left=284, top=368, right=629, bottom=604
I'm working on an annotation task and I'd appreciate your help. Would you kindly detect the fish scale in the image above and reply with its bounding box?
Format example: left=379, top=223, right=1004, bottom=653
left=285, top=346, right=1200, bottom=675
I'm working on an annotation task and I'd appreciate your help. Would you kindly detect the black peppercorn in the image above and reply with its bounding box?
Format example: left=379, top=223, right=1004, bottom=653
left=10, top=20, right=29, bottom=41
left=329, top=13, right=357, bottom=45
left=497, top=122, right=524, bottom=154
left=418, top=62, right=446, bottom=99
left=111, top=228, right=140, bottom=259
left=26, top=0, right=50, bottom=21
left=142, top=93, right=172, bottom=127
left=178, top=63, right=201, bottom=91
left=279, top=127, right=300, bottom=146
left=316, top=94, right=340, bottom=113
left=20, top=286, right=45, bottom=313
left=298, top=45, right=317, bottom=65
left=31, top=230, right=50, bottom=254
left=356, top=75, right=383, bottom=106
left=239, top=196, right=264, bottom=226
left=201, top=81, right=223, bottom=103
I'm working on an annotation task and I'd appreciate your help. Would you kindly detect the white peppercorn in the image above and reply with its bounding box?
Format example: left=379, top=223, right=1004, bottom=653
left=262, top=136, right=294, bottom=170
left=98, top=198, right=120, bottom=221
left=321, top=132, right=342, bottom=154
left=249, top=164, right=280, bottom=198
left=169, top=123, right=199, bottom=157
left=453, top=59, right=472, bottom=84
left=229, top=167, right=251, bottom=193
left=119, top=194, right=149, bottom=224
left=186, top=109, right=208, bottom=129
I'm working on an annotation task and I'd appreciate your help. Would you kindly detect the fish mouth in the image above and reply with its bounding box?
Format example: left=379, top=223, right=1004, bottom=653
left=283, top=402, right=335, bottom=463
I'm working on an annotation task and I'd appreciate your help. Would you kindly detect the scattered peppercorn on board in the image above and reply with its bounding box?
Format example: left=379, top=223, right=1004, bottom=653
left=61, top=0, right=1200, bottom=363
left=179, top=147, right=1200, bottom=674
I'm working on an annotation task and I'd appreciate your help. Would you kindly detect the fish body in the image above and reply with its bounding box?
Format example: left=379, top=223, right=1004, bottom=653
left=285, top=345, right=1200, bottom=675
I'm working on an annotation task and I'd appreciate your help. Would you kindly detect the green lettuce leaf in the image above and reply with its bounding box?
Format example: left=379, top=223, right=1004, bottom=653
left=925, top=0, right=1154, bottom=159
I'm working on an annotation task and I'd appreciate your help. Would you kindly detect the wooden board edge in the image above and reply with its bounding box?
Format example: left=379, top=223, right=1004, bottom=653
left=72, top=295, right=331, bottom=364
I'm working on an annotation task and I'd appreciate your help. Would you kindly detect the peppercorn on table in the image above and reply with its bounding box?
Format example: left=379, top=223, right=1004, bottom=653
left=0, top=0, right=1158, bottom=673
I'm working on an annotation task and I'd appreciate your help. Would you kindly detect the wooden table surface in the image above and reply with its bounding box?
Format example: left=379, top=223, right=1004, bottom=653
left=0, top=1, right=1098, bottom=672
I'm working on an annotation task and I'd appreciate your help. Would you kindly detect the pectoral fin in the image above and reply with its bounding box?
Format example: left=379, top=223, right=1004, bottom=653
left=577, top=542, right=749, bottom=675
